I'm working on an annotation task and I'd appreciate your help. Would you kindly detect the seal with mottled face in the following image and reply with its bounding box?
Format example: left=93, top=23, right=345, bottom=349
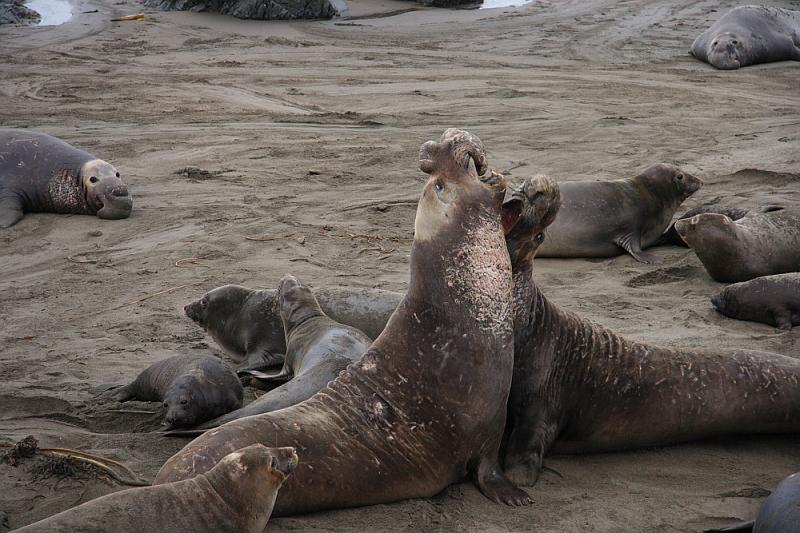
left=657, top=205, right=749, bottom=247
left=0, top=129, right=132, bottom=228
left=690, top=6, right=800, bottom=70
left=535, top=164, right=702, bottom=263
left=711, top=273, right=800, bottom=330
left=675, top=208, right=800, bottom=283
left=185, top=285, right=401, bottom=372
left=109, top=355, right=243, bottom=429
left=156, top=129, right=531, bottom=512
left=498, top=175, right=800, bottom=486
left=14, top=444, right=297, bottom=533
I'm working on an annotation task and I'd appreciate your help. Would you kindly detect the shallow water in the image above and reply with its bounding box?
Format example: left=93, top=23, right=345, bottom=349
left=479, top=0, right=532, bottom=10
left=26, top=0, right=72, bottom=25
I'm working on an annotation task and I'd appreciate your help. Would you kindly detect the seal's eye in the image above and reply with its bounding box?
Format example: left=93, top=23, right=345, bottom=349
left=180, top=399, right=188, bottom=405
left=115, top=172, right=120, bottom=178
left=434, top=179, right=444, bottom=192
left=732, top=40, right=738, bottom=45
left=162, top=402, right=168, bottom=408
left=89, top=176, right=99, bottom=184
left=535, top=233, right=544, bottom=242
left=200, top=298, right=208, bottom=308
left=712, top=41, right=718, bottom=46
left=676, top=174, right=684, bottom=181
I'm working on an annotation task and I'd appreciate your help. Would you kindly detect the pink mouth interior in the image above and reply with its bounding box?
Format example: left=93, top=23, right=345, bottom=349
left=501, top=201, right=522, bottom=235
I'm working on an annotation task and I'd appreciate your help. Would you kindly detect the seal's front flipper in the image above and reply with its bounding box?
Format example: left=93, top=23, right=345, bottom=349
left=775, top=312, right=793, bottom=331
left=0, top=198, right=23, bottom=228
left=475, top=457, right=533, bottom=506
left=234, top=350, right=284, bottom=374
left=240, top=368, right=293, bottom=384
left=703, top=520, right=755, bottom=532
left=614, top=233, right=660, bottom=264
left=110, top=385, right=135, bottom=402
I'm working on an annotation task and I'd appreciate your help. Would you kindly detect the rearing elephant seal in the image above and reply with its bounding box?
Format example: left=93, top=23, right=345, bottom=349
left=14, top=444, right=298, bottom=533
left=711, top=273, right=800, bottom=330
left=155, top=128, right=531, bottom=512
left=0, top=129, right=132, bottom=228
left=535, top=164, right=702, bottom=263
left=690, top=6, right=800, bottom=70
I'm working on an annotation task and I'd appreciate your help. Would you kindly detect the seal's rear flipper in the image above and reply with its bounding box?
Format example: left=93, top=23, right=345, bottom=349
left=234, top=350, right=284, bottom=374
left=0, top=198, right=23, bottom=228
left=614, top=233, right=660, bottom=264
left=703, top=520, right=754, bottom=532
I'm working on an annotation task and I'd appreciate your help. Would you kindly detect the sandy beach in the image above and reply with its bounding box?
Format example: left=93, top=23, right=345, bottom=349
left=0, top=0, right=798, bottom=530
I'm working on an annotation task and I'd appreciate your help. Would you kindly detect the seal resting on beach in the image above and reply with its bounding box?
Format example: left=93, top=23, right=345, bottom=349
left=155, top=128, right=531, bottom=512
left=690, top=6, right=800, bottom=70
left=534, top=164, right=702, bottom=263
left=675, top=208, right=800, bottom=282
left=108, top=355, right=243, bottom=429
left=711, top=273, right=800, bottom=330
left=0, top=129, right=132, bottom=228
left=705, top=471, right=800, bottom=533
left=13, top=444, right=297, bottom=533
left=656, top=205, right=749, bottom=247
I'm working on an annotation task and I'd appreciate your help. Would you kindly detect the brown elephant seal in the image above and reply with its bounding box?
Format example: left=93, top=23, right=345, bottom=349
left=675, top=208, right=800, bottom=282
left=535, top=164, right=702, bottom=263
left=657, top=205, right=749, bottom=247
left=155, top=128, right=531, bottom=512
left=174, top=274, right=373, bottom=433
left=499, top=173, right=800, bottom=486
left=108, top=355, right=243, bottom=429
left=711, top=273, right=800, bottom=330
left=0, top=129, right=132, bottom=228
left=185, top=284, right=401, bottom=372
left=690, top=6, right=800, bottom=70
left=14, top=444, right=297, bottom=533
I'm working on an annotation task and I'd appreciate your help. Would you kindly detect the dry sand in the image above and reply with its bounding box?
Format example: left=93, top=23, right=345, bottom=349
left=0, top=0, right=799, bottom=530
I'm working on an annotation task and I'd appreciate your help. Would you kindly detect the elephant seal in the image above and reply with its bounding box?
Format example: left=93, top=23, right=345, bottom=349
left=656, top=205, right=749, bottom=247
left=535, top=164, right=702, bottom=263
left=711, top=273, right=800, bottom=330
left=14, top=444, right=297, bottom=533
left=177, top=274, right=373, bottom=432
left=705, top=471, right=800, bottom=533
left=690, top=6, right=800, bottom=70
left=499, top=173, right=800, bottom=486
left=108, top=355, right=243, bottom=429
left=185, top=284, right=401, bottom=371
left=675, top=208, right=800, bottom=282
left=155, top=128, right=531, bottom=512
left=0, top=129, right=132, bottom=228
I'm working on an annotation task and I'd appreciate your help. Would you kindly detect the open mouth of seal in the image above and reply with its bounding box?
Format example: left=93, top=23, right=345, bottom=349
left=501, top=199, right=523, bottom=234
left=96, top=188, right=133, bottom=219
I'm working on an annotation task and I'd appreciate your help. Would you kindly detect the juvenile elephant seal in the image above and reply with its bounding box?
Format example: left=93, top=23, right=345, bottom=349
left=185, top=285, right=401, bottom=371
left=657, top=205, right=749, bottom=247
left=711, top=273, right=800, bottom=330
left=14, top=444, right=297, bottom=533
left=0, top=129, right=132, bottom=228
left=156, top=129, right=531, bottom=512
left=535, top=164, right=702, bottom=263
left=691, top=6, right=800, bottom=70
left=109, top=355, right=243, bottom=429
left=705, top=471, right=800, bottom=533
left=675, top=208, right=800, bottom=282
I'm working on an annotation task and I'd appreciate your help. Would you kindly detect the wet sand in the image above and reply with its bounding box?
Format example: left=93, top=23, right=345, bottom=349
left=0, top=0, right=798, bottom=530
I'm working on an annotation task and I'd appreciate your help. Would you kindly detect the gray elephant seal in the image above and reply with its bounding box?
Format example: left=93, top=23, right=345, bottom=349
left=14, top=444, right=297, bottom=533
left=185, top=285, right=401, bottom=372
left=0, top=129, right=132, bottom=228
left=711, top=273, right=800, bottom=330
left=657, top=205, right=749, bottom=247
left=705, top=471, right=800, bottom=533
left=109, top=355, right=243, bottom=429
left=499, top=173, right=800, bottom=486
left=535, top=164, right=702, bottom=263
left=675, top=208, right=800, bottom=282
left=156, top=129, right=531, bottom=512
left=690, top=6, right=800, bottom=70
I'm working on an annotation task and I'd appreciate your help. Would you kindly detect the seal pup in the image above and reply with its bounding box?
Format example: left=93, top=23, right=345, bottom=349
left=499, top=174, right=800, bottom=486
left=656, top=205, right=749, bottom=247
left=0, top=129, right=132, bottom=228
left=691, top=6, right=800, bottom=70
left=535, top=164, right=702, bottom=263
left=108, top=355, right=243, bottom=429
left=675, top=208, right=800, bottom=282
left=711, top=273, right=800, bottom=330
left=14, top=444, right=298, bottom=533
left=155, top=128, right=531, bottom=512
left=185, top=285, right=401, bottom=371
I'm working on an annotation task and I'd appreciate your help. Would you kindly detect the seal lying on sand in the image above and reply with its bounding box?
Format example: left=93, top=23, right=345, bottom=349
left=185, top=285, right=401, bottom=371
left=156, top=129, right=531, bottom=512
left=14, top=445, right=297, bottom=533
left=181, top=274, right=373, bottom=431
left=705, top=471, right=800, bottom=533
left=535, top=164, right=702, bottom=263
left=109, top=355, right=243, bottom=429
left=499, top=176, right=800, bottom=485
left=675, top=208, right=800, bottom=282
left=691, top=6, right=800, bottom=70
left=0, top=129, right=132, bottom=228
left=711, top=273, right=800, bottom=330
left=656, top=205, right=749, bottom=247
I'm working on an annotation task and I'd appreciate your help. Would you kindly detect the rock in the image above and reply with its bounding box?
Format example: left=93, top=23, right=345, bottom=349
left=144, top=0, right=339, bottom=20
left=0, top=0, right=41, bottom=25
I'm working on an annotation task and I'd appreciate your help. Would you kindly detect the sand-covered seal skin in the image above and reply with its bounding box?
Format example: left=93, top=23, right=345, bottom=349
left=690, top=6, right=800, bottom=70
left=535, top=164, right=702, bottom=263
left=13, top=444, right=298, bottom=533
left=675, top=208, right=800, bottom=283
left=0, top=129, right=132, bottom=228
left=185, top=284, right=401, bottom=371
left=711, top=273, right=800, bottom=330
left=110, top=355, right=243, bottom=429
left=156, top=128, right=532, bottom=512
left=500, top=178, right=800, bottom=486
left=657, top=205, right=749, bottom=247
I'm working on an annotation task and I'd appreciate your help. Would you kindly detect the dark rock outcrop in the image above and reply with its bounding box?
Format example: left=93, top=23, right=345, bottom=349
left=143, top=0, right=340, bottom=20
left=0, top=0, right=41, bottom=25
